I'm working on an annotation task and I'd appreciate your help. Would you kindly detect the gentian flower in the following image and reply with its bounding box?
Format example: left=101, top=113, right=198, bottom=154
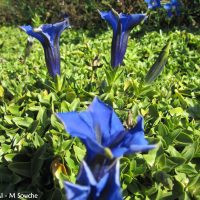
left=57, top=97, right=155, bottom=161
left=164, top=0, right=181, bottom=17
left=99, top=9, right=147, bottom=68
left=145, top=0, right=161, bottom=9
left=20, top=18, right=70, bottom=77
left=64, top=160, right=122, bottom=200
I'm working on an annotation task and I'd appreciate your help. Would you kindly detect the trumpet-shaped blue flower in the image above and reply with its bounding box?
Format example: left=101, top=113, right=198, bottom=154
left=164, top=0, right=181, bottom=17
left=145, top=0, right=161, bottom=9
left=20, top=18, right=70, bottom=77
left=57, top=97, right=155, bottom=161
left=64, top=160, right=122, bottom=200
left=99, top=10, right=147, bottom=68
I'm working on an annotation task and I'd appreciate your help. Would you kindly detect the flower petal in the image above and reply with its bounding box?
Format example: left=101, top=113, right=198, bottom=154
left=56, top=111, right=105, bottom=157
left=99, top=10, right=119, bottom=33
left=122, top=116, right=149, bottom=147
left=128, top=144, right=156, bottom=153
left=164, top=3, right=173, bottom=17
left=77, top=160, right=97, bottom=186
left=111, top=116, right=156, bottom=156
left=20, top=25, right=45, bottom=44
left=111, top=29, right=121, bottom=67
left=112, top=142, right=156, bottom=157
left=82, top=137, right=105, bottom=157
left=88, top=97, right=124, bottom=146
left=100, top=160, right=122, bottom=200
left=39, top=18, right=69, bottom=45
left=64, top=181, right=90, bottom=200
left=95, top=173, right=110, bottom=197
left=145, top=0, right=161, bottom=9
left=56, top=112, right=95, bottom=140
left=164, top=3, right=172, bottom=11
left=120, top=13, right=147, bottom=32
left=111, top=147, right=128, bottom=157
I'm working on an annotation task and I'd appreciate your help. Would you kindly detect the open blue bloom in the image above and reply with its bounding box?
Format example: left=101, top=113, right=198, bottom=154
left=20, top=18, right=70, bottom=77
left=164, top=0, right=181, bottom=17
left=145, top=0, right=161, bottom=9
left=64, top=160, right=122, bottom=200
left=57, top=97, right=155, bottom=161
left=99, top=10, right=147, bottom=68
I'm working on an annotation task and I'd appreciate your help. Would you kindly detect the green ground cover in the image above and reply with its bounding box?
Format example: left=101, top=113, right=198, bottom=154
left=0, top=25, right=200, bottom=199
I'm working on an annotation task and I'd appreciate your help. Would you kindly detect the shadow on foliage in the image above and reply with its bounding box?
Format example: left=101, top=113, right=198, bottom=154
left=0, top=144, right=66, bottom=199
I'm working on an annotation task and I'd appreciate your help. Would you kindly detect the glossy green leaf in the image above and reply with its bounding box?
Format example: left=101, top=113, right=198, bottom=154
left=145, top=41, right=171, bottom=84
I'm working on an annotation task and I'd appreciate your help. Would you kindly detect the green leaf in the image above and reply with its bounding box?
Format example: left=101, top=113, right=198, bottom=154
left=124, top=80, right=132, bottom=91
left=187, top=174, right=200, bottom=196
left=4, top=115, right=13, bottom=124
left=175, top=133, right=193, bottom=144
left=54, top=74, right=66, bottom=92
left=7, top=105, right=21, bottom=116
left=8, top=162, right=31, bottom=177
left=145, top=185, right=158, bottom=196
left=36, top=106, right=48, bottom=123
left=172, top=179, right=185, bottom=199
left=145, top=41, right=171, bottom=84
left=127, top=181, right=139, bottom=194
left=176, top=164, right=198, bottom=175
left=158, top=122, right=171, bottom=146
left=143, top=147, right=158, bottom=167
left=70, top=98, right=80, bottom=111
left=4, top=153, right=16, bottom=162
left=164, top=157, right=179, bottom=171
left=27, top=120, right=39, bottom=133
left=73, top=145, right=86, bottom=162
left=51, top=114, right=64, bottom=131
left=166, top=146, right=182, bottom=157
left=33, top=133, right=44, bottom=147
left=181, top=143, right=197, bottom=162
left=123, top=173, right=133, bottom=184
left=169, top=107, right=185, bottom=116
left=168, top=156, right=185, bottom=165
left=12, top=117, right=34, bottom=128
left=60, top=101, right=70, bottom=112
left=0, top=85, right=4, bottom=97
left=134, top=158, right=147, bottom=175
left=0, top=135, right=5, bottom=143
left=154, top=171, right=173, bottom=189
left=2, top=144, right=11, bottom=153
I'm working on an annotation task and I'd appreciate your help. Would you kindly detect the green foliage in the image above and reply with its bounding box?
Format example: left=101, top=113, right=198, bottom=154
left=0, top=25, right=200, bottom=199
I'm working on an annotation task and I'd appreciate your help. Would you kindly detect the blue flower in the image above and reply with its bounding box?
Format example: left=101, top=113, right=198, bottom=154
left=56, top=97, right=155, bottom=161
left=145, top=0, right=161, bottom=9
left=99, top=10, right=147, bottom=68
left=164, top=0, right=181, bottom=17
left=20, top=18, right=70, bottom=77
left=64, top=160, right=122, bottom=200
